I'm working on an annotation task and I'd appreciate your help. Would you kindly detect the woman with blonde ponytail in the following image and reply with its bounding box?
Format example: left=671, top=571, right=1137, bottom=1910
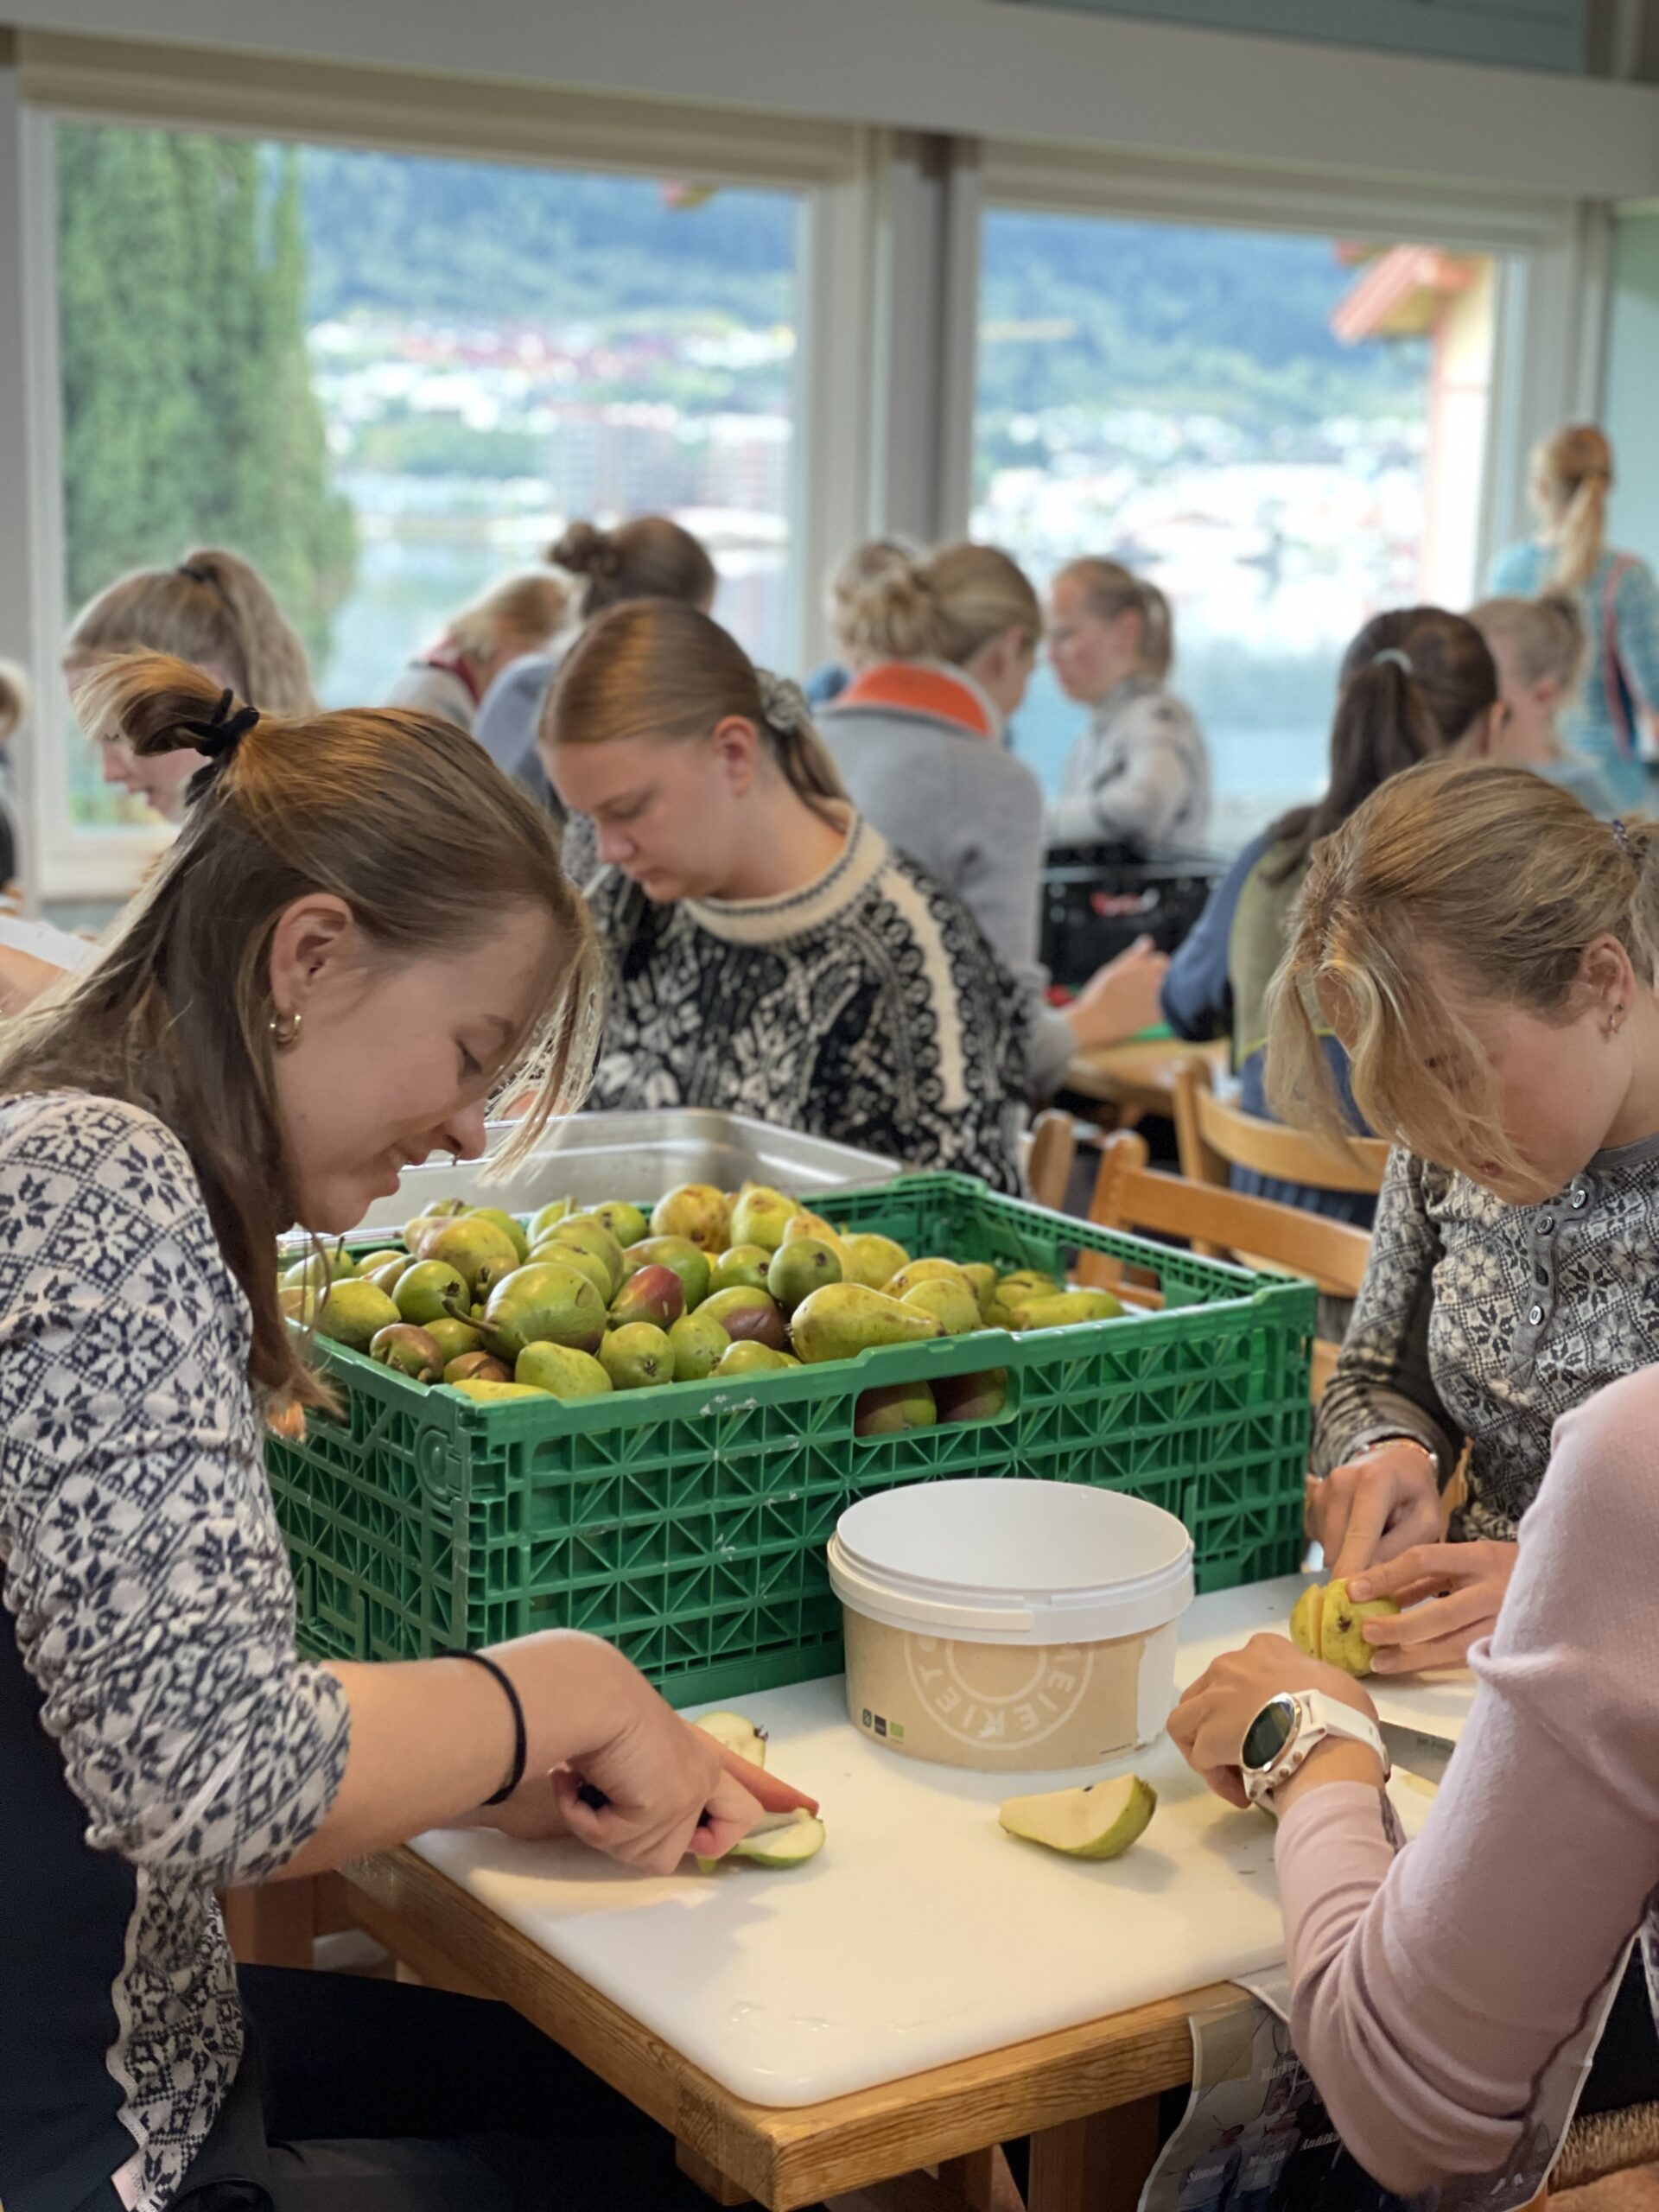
left=542, top=600, right=1028, bottom=1187
left=1490, top=425, right=1659, bottom=805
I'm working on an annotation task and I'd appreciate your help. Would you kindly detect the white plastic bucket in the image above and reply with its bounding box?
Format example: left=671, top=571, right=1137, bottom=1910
left=827, top=1479, right=1194, bottom=1771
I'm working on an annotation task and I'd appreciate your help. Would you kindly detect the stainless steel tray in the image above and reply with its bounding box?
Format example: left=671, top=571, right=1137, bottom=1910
left=289, top=1110, right=899, bottom=1246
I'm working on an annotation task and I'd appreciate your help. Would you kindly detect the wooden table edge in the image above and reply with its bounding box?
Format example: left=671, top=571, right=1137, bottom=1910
left=341, top=1847, right=1242, bottom=2210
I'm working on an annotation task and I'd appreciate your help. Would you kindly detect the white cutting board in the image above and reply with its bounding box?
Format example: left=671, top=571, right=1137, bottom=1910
left=413, top=1576, right=1465, bottom=2107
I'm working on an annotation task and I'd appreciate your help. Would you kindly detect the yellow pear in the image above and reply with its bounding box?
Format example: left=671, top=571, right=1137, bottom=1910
left=1319, top=1578, right=1402, bottom=1679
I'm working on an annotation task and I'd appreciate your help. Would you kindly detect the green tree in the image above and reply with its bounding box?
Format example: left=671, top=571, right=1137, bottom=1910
left=57, top=124, right=355, bottom=667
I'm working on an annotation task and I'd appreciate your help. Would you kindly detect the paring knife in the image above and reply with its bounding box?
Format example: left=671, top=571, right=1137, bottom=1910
left=1377, top=1720, right=1457, bottom=1785
left=575, top=1780, right=800, bottom=1834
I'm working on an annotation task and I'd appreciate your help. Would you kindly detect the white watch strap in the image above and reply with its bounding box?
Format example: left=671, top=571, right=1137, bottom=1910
left=1249, top=1691, right=1389, bottom=1808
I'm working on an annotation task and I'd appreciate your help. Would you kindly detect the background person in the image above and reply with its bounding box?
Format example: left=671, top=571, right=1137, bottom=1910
left=803, top=533, right=920, bottom=706
left=385, top=569, right=570, bottom=733
left=1489, top=423, right=1659, bottom=808
left=542, top=600, right=1029, bottom=1190
left=1466, top=590, right=1618, bottom=817
left=819, top=541, right=1168, bottom=1094
left=1044, top=556, right=1210, bottom=851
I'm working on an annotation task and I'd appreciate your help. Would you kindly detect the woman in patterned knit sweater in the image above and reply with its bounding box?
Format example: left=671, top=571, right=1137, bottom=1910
left=541, top=601, right=1029, bottom=1191
left=0, top=652, right=812, bottom=2212
left=1274, top=759, right=1659, bottom=1675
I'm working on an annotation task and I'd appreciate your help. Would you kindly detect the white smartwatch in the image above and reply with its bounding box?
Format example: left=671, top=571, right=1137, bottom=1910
left=1239, top=1690, right=1389, bottom=1812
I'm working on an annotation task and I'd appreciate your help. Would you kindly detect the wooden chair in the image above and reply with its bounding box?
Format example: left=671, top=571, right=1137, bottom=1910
left=1081, top=1129, right=1371, bottom=1400
left=1024, top=1109, right=1078, bottom=1214
left=1171, top=1055, right=1389, bottom=1199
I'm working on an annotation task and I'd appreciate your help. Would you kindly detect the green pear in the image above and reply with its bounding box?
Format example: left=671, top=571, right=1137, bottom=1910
left=934, top=1368, right=1009, bottom=1423
left=855, top=1380, right=938, bottom=1434
left=900, top=1277, right=981, bottom=1336
left=365, top=1255, right=411, bottom=1295
left=480, top=1260, right=607, bottom=1359
left=370, top=1322, right=445, bottom=1382
left=1007, top=1289, right=1124, bottom=1331
left=651, top=1182, right=732, bottom=1252
left=767, top=1236, right=842, bottom=1317
left=620, top=1236, right=710, bottom=1313
left=697, top=1808, right=826, bottom=1873
left=530, top=1238, right=612, bottom=1302
left=283, top=1247, right=358, bottom=1292
left=960, top=1262, right=999, bottom=1317
left=393, top=1260, right=470, bottom=1330
left=442, top=1351, right=512, bottom=1386
left=998, top=1775, right=1157, bottom=1860
left=791, top=1282, right=945, bottom=1364
left=450, top=1378, right=550, bottom=1404
left=783, top=1209, right=846, bottom=1261
left=528, top=1199, right=573, bottom=1243
left=601, top=1321, right=675, bottom=1389
left=608, top=1263, right=685, bottom=1332
left=357, top=1248, right=406, bottom=1276
left=838, top=1233, right=912, bottom=1291
left=998, top=1268, right=1061, bottom=1304
left=728, top=1184, right=794, bottom=1254
left=425, top=1315, right=484, bottom=1366
left=473, top=1254, right=521, bottom=1302
left=716, top=1341, right=797, bottom=1376
left=416, top=1217, right=520, bottom=1294
left=404, top=1197, right=467, bottom=1246
left=467, top=1207, right=530, bottom=1263
left=314, top=1279, right=401, bottom=1353
left=700, top=1286, right=787, bottom=1350
left=886, top=1258, right=973, bottom=1301
left=694, top=1711, right=768, bottom=1767
left=709, top=1244, right=772, bottom=1295
left=588, top=1198, right=650, bottom=1249
left=516, top=1342, right=613, bottom=1400
left=669, top=1309, right=731, bottom=1381
left=546, top=1217, right=626, bottom=1299
left=1317, top=1578, right=1402, bottom=1680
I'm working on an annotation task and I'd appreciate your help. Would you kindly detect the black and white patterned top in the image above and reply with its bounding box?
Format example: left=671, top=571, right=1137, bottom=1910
left=1313, top=1137, right=1659, bottom=1539
left=0, top=1091, right=349, bottom=2212
left=584, top=814, right=1030, bottom=1192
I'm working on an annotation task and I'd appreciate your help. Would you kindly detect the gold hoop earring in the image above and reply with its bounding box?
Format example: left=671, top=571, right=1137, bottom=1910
left=270, top=1007, right=302, bottom=1052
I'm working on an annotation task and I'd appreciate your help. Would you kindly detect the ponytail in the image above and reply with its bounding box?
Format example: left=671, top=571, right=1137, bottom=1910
left=754, top=670, right=847, bottom=813
left=1532, top=424, right=1614, bottom=592
left=1056, top=559, right=1173, bottom=681
left=66, top=547, right=316, bottom=718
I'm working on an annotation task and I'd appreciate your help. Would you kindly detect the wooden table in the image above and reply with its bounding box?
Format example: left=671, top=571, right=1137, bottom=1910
left=1063, top=1038, right=1226, bottom=1129
left=342, top=1842, right=1231, bottom=2212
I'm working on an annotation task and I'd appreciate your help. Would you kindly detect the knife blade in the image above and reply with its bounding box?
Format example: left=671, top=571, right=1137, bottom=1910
left=575, top=1781, right=799, bottom=1835
left=1377, top=1720, right=1458, bottom=1785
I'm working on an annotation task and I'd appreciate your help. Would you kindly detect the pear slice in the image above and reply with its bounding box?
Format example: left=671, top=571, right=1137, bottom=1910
left=1319, top=1578, right=1401, bottom=1679
left=998, top=1775, right=1157, bottom=1860
left=694, top=1710, right=769, bottom=1769
left=1288, top=1582, right=1325, bottom=1659
left=696, top=1808, right=827, bottom=1872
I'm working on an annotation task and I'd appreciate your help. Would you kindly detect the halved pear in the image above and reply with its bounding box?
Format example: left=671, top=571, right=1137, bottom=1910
left=697, top=1808, right=826, bottom=1872
left=694, top=1710, right=769, bottom=1769
left=998, top=1774, right=1157, bottom=1861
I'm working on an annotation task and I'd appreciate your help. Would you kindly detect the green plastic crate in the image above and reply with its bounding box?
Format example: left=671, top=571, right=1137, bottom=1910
left=269, top=1173, right=1313, bottom=1706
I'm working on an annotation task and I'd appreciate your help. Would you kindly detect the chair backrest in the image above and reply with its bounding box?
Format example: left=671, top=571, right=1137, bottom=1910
left=1172, top=1056, right=1389, bottom=1197
left=1024, top=1108, right=1077, bottom=1214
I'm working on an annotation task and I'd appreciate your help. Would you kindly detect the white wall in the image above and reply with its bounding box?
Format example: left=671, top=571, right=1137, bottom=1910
left=15, top=0, right=1659, bottom=200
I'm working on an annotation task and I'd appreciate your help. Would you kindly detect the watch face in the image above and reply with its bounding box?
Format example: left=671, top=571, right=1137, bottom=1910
left=1242, top=1694, right=1299, bottom=1775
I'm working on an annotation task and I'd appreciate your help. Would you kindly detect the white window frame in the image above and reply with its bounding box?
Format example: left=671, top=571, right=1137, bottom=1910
left=11, top=32, right=880, bottom=900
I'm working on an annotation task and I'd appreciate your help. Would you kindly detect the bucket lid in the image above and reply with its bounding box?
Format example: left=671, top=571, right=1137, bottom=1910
left=828, top=1479, right=1194, bottom=1645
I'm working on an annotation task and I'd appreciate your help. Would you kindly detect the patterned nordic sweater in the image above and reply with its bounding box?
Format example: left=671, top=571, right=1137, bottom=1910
left=1312, top=1135, right=1659, bottom=1539
left=0, top=1092, right=349, bottom=2212
left=583, top=815, right=1030, bottom=1192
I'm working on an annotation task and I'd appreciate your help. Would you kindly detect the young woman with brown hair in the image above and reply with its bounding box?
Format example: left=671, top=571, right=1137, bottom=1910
left=1489, top=424, right=1659, bottom=806
left=65, top=547, right=318, bottom=824
left=1044, top=556, right=1210, bottom=850
left=541, top=600, right=1029, bottom=1188
left=385, top=569, right=570, bottom=733
left=1271, top=760, right=1659, bottom=1670
left=1160, top=607, right=1497, bottom=1219
left=0, top=652, right=809, bottom=2211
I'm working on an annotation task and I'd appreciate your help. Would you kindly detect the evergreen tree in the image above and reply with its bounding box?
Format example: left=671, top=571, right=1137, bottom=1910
left=56, top=124, right=355, bottom=666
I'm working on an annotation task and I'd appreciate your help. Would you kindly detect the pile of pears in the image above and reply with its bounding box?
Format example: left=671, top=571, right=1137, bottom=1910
left=278, top=1179, right=1126, bottom=1430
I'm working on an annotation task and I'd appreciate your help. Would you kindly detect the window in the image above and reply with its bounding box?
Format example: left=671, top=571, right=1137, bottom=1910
left=974, top=210, right=1501, bottom=849
left=54, top=121, right=804, bottom=830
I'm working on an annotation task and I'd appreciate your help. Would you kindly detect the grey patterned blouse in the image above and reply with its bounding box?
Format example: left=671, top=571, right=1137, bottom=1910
left=0, top=1091, right=350, bottom=2212
left=1313, top=1137, right=1659, bottom=1540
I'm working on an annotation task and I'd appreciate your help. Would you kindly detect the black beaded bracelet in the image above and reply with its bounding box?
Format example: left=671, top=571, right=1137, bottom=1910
left=441, top=1649, right=527, bottom=1806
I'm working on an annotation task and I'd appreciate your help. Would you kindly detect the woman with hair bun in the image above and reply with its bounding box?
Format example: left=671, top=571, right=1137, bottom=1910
left=474, top=517, right=718, bottom=831
left=1045, top=557, right=1210, bottom=850
left=385, top=569, right=570, bottom=733
left=1489, top=424, right=1659, bottom=806
left=64, top=547, right=318, bottom=826
left=818, top=541, right=1167, bottom=1091
left=541, top=600, right=1028, bottom=1189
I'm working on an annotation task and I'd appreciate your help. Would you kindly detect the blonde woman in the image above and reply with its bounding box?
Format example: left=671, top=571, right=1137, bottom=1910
left=65, top=547, right=317, bottom=824
left=1468, top=590, right=1618, bottom=817
left=804, top=534, right=921, bottom=706
left=819, top=542, right=1168, bottom=1090
left=542, top=600, right=1028, bottom=1189
left=1045, top=557, right=1210, bottom=850
left=1489, top=424, right=1659, bottom=806
left=385, top=569, right=570, bottom=733
left=1272, top=761, right=1659, bottom=1675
